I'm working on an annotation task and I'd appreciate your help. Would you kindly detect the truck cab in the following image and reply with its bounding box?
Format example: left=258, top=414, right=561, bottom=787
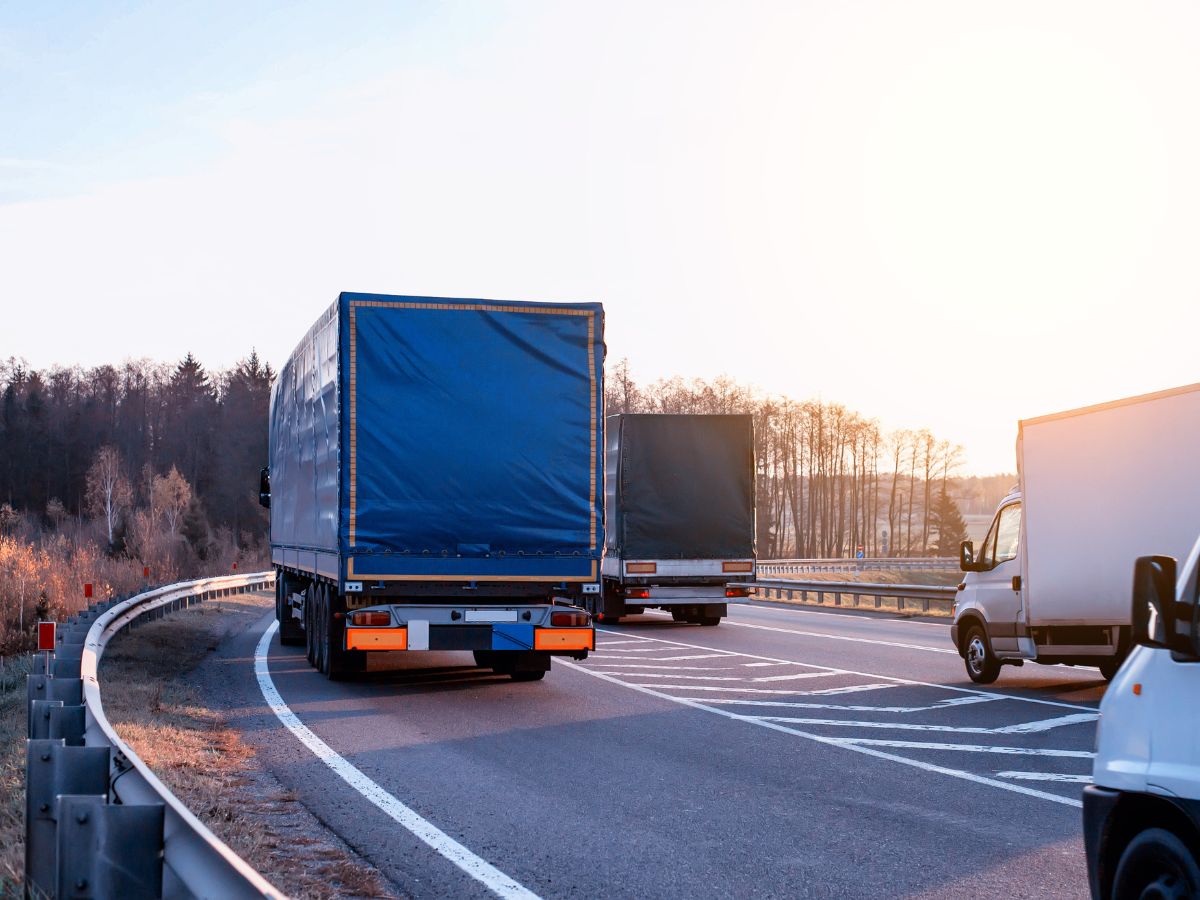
left=1083, top=542, right=1200, bottom=898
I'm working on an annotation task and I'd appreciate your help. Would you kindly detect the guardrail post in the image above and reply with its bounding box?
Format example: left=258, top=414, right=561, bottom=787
left=25, top=740, right=111, bottom=895
left=28, top=675, right=83, bottom=736
left=874, top=594, right=882, bottom=609
left=56, top=795, right=164, bottom=899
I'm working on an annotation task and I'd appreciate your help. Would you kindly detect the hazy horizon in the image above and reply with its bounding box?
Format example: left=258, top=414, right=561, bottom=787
left=5, top=2, right=1200, bottom=475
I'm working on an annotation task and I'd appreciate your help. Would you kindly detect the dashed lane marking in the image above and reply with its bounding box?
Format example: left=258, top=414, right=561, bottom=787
left=256, top=622, right=541, bottom=900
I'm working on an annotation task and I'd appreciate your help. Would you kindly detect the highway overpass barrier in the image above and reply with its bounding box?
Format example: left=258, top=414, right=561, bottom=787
left=24, top=571, right=284, bottom=900
left=745, top=577, right=958, bottom=615
left=757, top=557, right=958, bottom=575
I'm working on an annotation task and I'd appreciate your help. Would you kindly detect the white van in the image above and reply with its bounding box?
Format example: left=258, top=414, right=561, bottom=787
left=1082, top=542, right=1200, bottom=898
left=951, top=384, right=1200, bottom=683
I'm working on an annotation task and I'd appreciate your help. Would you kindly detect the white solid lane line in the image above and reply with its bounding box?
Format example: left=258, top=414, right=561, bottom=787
left=836, top=738, right=1094, bottom=759
left=749, top=714, right=1097, bottom=734
left=996, top=772, right=1094, bottom=783
left=596, top=630, right=1097, bottom=712
left=254, top=622, right=540, bottom=900
left=559, top=659, right=1085, bottom=808
left=718, top=618, right=957, bottom=655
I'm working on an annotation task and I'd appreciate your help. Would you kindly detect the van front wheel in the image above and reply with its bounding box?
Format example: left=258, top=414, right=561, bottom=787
left=963, top=624, right=1001, bottom=684
left=1112, top=828, right=1200, bottom=900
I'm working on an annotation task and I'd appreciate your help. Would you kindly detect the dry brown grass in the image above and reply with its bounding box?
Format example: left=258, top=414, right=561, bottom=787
left=97, top=593, right=397, bottom=899
left=0, top=652, right=35, bottom=896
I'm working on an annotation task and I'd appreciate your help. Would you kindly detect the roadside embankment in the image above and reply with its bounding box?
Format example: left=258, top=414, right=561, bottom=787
left=97, top=591, right=397, bottom=899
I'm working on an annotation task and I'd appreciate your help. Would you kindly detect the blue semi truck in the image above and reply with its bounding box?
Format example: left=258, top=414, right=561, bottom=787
left=261, top=292, right=603, bottom=680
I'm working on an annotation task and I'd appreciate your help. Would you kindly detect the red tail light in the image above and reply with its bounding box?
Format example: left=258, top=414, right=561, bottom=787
left=625, top=588, right=650, bottom=600
left=725, top=587, right=750, bottom=598
left=351, top=610, right=391, bottom=626
left=551, top=610, right=590, bottom=627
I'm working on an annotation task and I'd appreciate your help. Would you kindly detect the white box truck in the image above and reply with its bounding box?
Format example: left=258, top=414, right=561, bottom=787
left=1083, top=539, right=1200, bottom=898
left=951, top=383, right=1200, bottom=683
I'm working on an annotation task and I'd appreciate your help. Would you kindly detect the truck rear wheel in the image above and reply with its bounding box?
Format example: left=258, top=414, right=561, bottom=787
left=1098, top=656, right=1124, bottom=681
left=963, top=624, right=1001, bottom=684
left=277, top=576, right=305, bottom=646
left=1112, top=828, right=1200, bottom=900
left=304, top=585, right=318, bottom=667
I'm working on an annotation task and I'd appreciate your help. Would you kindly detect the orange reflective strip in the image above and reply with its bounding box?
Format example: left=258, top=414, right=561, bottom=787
left=722, top=561, right=754, bottom=573
left=626, top=562, right=657, bottom=574
left=345, top=627, right=408, bottom=651
left=534, top=628, right=595, bottom=651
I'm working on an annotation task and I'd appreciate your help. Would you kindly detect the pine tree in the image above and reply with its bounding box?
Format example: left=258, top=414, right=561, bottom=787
left=931, top=485, right=968, bottom=555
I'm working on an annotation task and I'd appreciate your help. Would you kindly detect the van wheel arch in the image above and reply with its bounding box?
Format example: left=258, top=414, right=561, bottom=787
left=955, top=612, right=987, bottom=656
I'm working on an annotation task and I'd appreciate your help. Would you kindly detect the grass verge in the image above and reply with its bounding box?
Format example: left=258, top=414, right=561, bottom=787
left=0, top=652, right=35, bottom=896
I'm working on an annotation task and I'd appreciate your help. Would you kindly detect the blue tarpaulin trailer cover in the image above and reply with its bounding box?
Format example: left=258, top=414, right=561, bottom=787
left=269, top=293, right=605, bottom=586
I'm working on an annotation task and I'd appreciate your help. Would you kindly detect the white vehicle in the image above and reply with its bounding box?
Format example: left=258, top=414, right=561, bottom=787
left=952, top=383, right=1200, bottom=683
left=1083, top=543, right=1200, bottom=898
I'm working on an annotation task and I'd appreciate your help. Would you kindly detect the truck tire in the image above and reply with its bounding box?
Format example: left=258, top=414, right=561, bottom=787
left=1112, top=828, right=1200, bottom=900
left=304, top=585, right=318, bottom=667
left=316, top=584, right=362, bottom=680
left=511, top=670, right=546, bottom=682
left=1098, top=657, right=1123, bottom=681
left=697, top=616, right=721, bottom=626
left=671, top=608, right=689, bottom=623
left=277, top=577, right=305, bottom=647
left=963, top=623, right=1001, bottom=684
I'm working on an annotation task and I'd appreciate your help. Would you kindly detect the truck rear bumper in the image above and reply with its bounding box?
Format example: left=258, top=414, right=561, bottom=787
left=343, top=604, right=594, bottom=655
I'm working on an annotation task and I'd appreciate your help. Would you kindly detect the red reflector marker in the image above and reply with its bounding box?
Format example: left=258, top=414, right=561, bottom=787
left=351, top=610, right=391, bottom=626
left=726, top=587, right=750, bottom=598
left=551, top=610, right=590, bottom=627
left=83, top=583, right=93, bottom=599
left=143, top=566, right=150, bottom=578
left=626, top=588, right=650, bottom=600
left=38, top=621, right=56, bottom=651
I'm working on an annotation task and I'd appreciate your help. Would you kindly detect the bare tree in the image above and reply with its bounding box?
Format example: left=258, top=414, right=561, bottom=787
left=85, top=445, right=132, bottom=547
left=152, top=466, right=192, bottom=540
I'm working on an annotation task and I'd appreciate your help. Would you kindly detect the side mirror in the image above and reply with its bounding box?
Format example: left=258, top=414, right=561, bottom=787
left=259, top=466, right=271, bottom=509
left=959, top=540, right=981, bottom=573
left=1131, top=555, right=1175, bottom=649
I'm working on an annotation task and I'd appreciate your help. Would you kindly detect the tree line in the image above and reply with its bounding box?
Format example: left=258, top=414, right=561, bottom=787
left=0, top=352, right=273, bottom=552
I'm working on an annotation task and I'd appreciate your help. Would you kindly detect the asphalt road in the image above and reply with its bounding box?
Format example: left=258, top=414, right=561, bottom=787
left=214, top=599, right=1104, bottom=899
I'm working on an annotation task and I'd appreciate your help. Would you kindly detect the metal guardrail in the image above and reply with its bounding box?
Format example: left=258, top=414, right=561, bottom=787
left=745, top=577, right=958, bottom=614
left=757, top=557, right=959, bottom=575
left=25, top=571, right=283, bottom=899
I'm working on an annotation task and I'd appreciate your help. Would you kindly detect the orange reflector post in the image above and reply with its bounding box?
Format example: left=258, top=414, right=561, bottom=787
left=626, top=562, right=657, bottom=574
left=722, top=561, right=754, bottom=573
left=346, top=627, right=408, bottom=651
left=534, top=628, right=595, bottom=651
left=38, top=621, right=56, bottom=652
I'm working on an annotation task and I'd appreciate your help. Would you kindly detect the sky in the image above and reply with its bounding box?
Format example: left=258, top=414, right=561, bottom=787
left=3, top=1, right=1200, bottom=475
